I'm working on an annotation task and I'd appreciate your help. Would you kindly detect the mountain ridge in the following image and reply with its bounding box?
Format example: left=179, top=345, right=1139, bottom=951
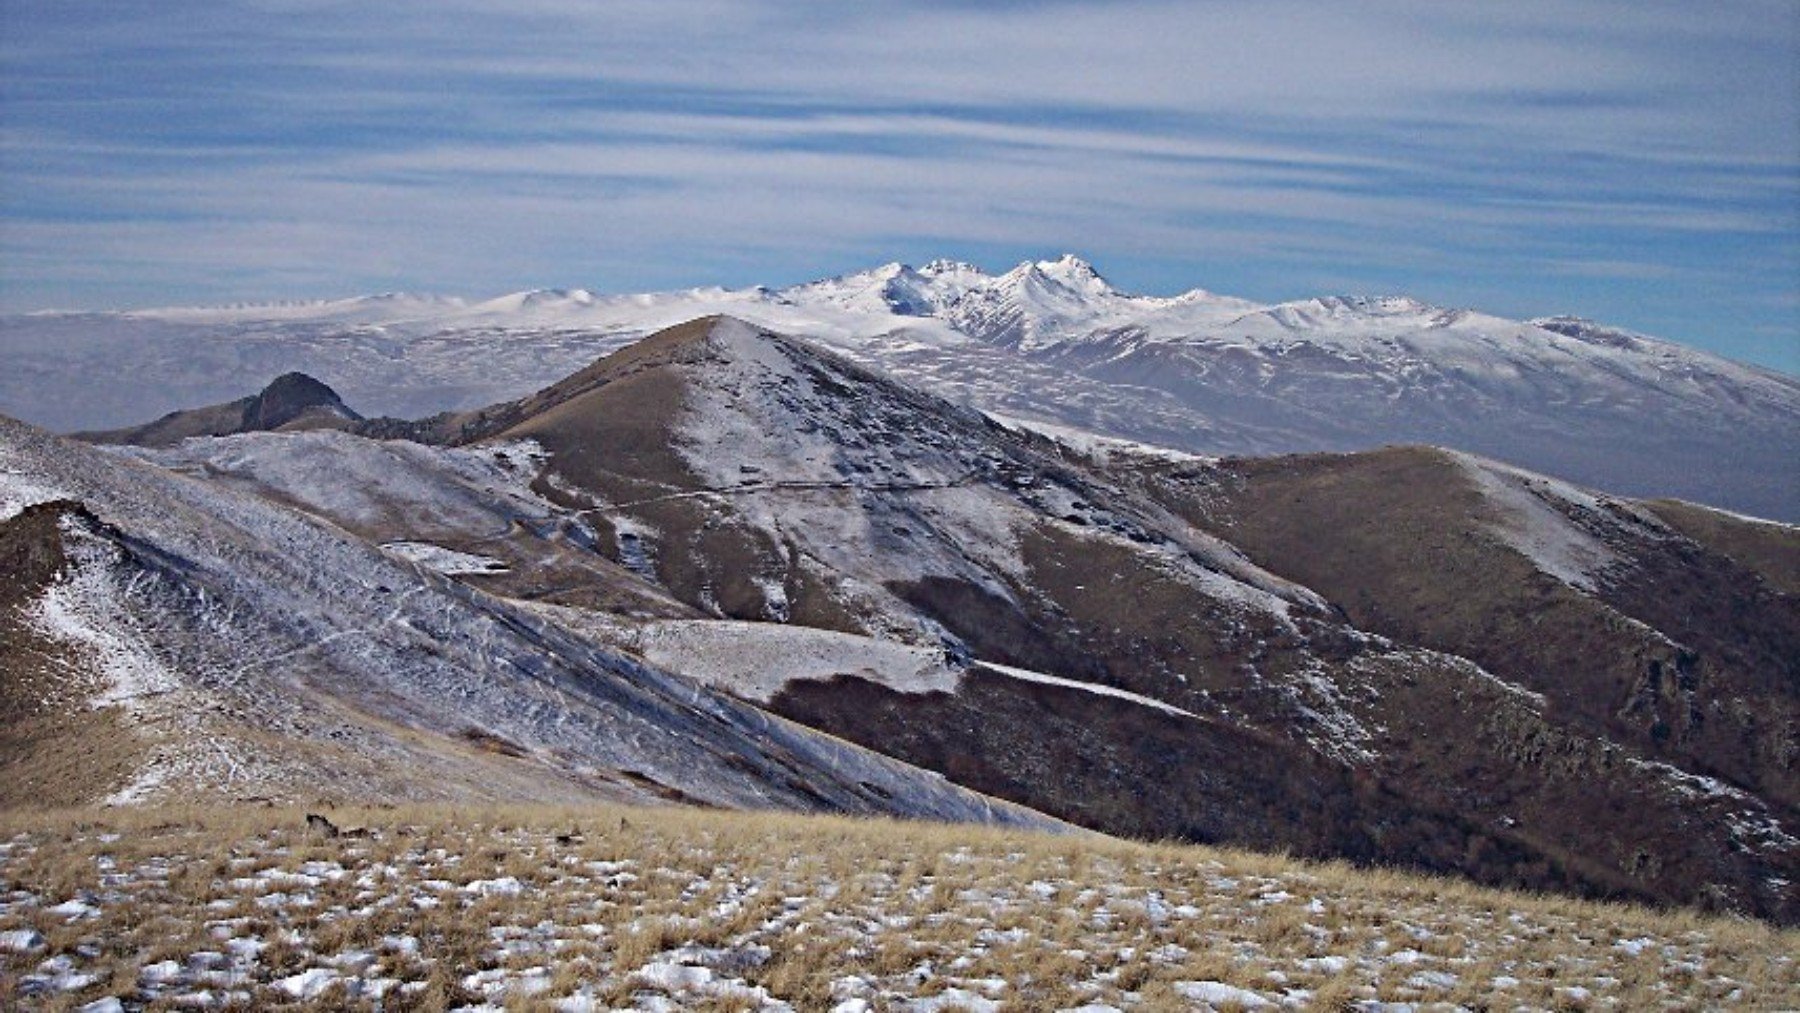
left=72, top=372, right=361, bottom=448
left=4, top=255, right=1796, bottom=522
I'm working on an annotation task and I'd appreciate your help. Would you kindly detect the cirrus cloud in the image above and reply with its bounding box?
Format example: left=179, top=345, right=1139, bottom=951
left=1, top=0, right=1795, bottom=370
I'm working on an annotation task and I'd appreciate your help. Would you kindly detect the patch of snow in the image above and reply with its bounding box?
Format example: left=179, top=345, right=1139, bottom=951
left=381, top=541, right=509, bottom=575
left=0, top=928, right=46, bottom=952
left=28, top=518, right=182, bottom=717
left=129, top=433, right=557, bottom=544
left=1625, top=758, right=1798, bottom=853
left=1452, top=453, right=1626, bottom=591
left=274, top=967, right=341, bottom=999
left=1660, top=501, right=1799, bottom=531
left=1627, top=759, right=1752, bottom=803
left=1406, top=970, right=1459, bottom=989
left=1172, top=980, right=1273, bottom=1007
left=623, top=620, right=960, bottom=703
left=984, top=411, right=1210, bottom=465
left=47, top=898, right=101, bottom=919
left=138, top=959, right=183, bottom=985
left=909, top=988, right=1001, bottom=1012
left=630, top=957, right=784, bottom=1007
left=0, top=468, right=69, bottom=521
left=1283, top=661, right=1380, bottom=764
left=461, top=876, right=526, bottom=896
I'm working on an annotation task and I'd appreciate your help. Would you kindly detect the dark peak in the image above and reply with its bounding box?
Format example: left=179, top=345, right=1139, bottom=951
left=248, top=372, right=358, bottom=429
left=260, top=371, right=339, bottom=403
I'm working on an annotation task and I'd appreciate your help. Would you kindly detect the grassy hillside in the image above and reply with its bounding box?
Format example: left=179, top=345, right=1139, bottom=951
left=1, top=805, right=1793, bottom=1010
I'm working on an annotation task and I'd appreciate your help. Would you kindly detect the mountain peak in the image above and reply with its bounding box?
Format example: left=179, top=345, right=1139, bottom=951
left=1010, top=253, right=1114, bottom=294
left=73, top=371, right=361, bottom=447
left=472, top=288, right=601, bottom=314
left=785, top=261, right=987, bottom=318
left=1039, top=252, right=1101, bottom=278
left=249, top=372, right=358, bottom=429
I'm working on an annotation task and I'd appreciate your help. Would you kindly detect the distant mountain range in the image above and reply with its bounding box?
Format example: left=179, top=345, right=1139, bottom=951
left=6, top=315, right=1796, bottom=923
left=4, top=255, right=1795, bottom=519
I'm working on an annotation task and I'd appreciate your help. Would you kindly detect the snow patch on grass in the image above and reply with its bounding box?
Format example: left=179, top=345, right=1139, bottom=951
left=29, top=519, right=180, bottom=716
left=0, top=809, right=1794, bottom=1011
left=0, top=468, right=69, bottom=521
left=380, top=541, right=509, bottom=575
left=626, top=620, right=959, bottom=703
left=1453, top=452, right=1624, bottom=591
left=974, top=661, right=1200, bottom=720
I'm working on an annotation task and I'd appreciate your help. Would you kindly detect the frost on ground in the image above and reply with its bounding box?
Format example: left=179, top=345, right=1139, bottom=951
left=1, top=807, right=1793, bottom=1012
left=0, top=468, right=69, bottom=522
left=125, top=432, right=559, bottom=544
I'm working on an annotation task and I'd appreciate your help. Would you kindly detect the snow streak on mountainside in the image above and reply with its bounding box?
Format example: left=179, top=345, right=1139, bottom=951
left=3, top=254, right=1796, bottom=518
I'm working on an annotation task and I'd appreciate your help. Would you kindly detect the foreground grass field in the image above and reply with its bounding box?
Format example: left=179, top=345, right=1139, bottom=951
left=0, top=805, right=1794, bottom=1011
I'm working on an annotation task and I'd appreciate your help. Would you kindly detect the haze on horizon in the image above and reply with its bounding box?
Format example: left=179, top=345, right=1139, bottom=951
left=1, top=1, right=1795, bottom=373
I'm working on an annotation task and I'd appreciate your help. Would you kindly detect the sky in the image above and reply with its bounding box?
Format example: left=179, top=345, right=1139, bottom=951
left=2, top=1, right=1796, bottom=372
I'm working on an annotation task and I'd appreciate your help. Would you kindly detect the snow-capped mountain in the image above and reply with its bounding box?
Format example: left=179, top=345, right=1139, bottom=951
left=941, top=254, right=1256, bottom=350
left=780, top=258, right=989, bottom=318
left=2, top=254, right=1795, bottom=518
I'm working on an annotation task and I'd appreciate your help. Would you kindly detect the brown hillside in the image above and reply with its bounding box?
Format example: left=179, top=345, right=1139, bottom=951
left=413, top=318, right=1798, bottom=921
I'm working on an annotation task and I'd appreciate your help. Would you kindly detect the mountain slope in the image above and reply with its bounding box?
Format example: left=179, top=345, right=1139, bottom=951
left=1125, top=446, right=1800, bottom=821
left=1036, top=298, right=1800, bottom=521
left=0, top=414, right=1067, bottom=830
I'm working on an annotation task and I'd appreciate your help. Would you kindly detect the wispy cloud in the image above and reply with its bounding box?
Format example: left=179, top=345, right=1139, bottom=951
left=1, top=0, right=1795, bottom=370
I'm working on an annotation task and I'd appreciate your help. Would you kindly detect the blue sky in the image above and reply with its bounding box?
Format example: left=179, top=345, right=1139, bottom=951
left=2, top=1, right=1796, bottom=372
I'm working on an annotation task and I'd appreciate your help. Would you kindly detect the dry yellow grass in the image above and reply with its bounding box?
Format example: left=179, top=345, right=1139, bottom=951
left=0, top=803, right=1793, bottom=1010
